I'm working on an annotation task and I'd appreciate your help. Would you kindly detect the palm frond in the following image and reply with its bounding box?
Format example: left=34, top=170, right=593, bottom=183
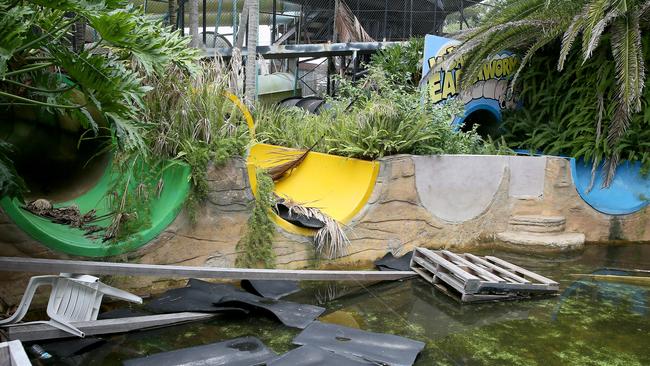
left=603, top=13, right=644, bottom=186
left=279, top=197, right=350, bottom=259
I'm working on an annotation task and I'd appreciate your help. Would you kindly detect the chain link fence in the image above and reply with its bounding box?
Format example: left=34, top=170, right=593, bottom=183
left=139, top=0, right=495, bottom=46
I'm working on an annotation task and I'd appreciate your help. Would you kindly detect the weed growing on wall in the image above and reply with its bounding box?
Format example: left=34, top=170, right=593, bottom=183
left=236, top=169, right=276, bottom=269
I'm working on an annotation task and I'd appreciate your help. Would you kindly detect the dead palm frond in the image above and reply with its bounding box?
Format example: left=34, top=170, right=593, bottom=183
left=334, top=0, right=374, bottom=43
left=278, top=196, right=350, bottom=259
left=266, top=137, right=323, bottom=181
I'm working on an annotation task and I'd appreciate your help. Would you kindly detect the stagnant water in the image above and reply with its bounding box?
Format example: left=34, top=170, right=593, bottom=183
left=32, top=244, right=650, bottom=365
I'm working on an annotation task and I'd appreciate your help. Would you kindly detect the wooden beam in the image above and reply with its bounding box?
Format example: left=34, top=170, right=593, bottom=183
left=0, top=257, right=414, bottom=281
left=6, top=313, right=216, bottom=342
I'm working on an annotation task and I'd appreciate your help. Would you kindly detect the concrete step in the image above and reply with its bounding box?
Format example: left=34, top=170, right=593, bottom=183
left=496, top=231, right=585, bottom=251
left=508, top=215, right=566, bottom=233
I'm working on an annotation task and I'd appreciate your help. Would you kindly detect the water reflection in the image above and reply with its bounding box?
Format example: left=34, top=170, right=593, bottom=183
left=34, top=244, right=650, bottom=366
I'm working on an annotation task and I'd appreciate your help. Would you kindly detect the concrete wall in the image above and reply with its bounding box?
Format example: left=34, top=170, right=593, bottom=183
left=1, top=154, right=649, bottom=306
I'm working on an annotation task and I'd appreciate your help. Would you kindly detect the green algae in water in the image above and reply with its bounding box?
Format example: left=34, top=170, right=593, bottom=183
left=58, top=244, right=650, bottom=366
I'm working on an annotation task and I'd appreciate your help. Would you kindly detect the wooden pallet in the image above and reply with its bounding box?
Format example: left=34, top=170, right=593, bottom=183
left=410, top=248, right=558, bottom=303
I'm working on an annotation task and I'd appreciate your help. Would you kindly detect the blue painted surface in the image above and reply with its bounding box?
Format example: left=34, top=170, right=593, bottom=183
left=571, top=159, right=650, bottom=215
left=422, top=35, right=458, bottom=78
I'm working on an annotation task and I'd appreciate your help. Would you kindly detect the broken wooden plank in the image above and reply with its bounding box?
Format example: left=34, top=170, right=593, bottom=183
left=485, top=256, right=558, bottom=287
left=462, top=253, right=530, bottom=284
left=0, top=257, right=415, bottom=282
left=5, top=312, right=216, bottom=342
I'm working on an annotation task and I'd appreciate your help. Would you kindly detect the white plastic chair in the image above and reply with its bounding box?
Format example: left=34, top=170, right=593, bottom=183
left=0, top=273, right=142, bottom=337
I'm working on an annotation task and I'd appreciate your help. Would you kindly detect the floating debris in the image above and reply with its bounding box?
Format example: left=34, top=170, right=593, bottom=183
left=410, top=248, right=559, bottom=303
left=123, top=337, right=276, bottom=366
left=293, top=321, right=425, bottom=366
left=268, top=345, right=374, bottom=366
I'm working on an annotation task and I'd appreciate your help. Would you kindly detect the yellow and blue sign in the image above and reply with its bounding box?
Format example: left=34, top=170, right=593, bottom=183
left=421, top=35, right=520, bottom=128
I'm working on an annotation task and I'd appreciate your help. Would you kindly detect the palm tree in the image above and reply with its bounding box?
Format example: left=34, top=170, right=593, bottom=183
left=445, top=0, right=650, bottom=186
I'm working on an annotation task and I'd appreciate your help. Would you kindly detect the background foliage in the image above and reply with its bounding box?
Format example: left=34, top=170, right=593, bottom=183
left=502, top=41, right=650, bottom=176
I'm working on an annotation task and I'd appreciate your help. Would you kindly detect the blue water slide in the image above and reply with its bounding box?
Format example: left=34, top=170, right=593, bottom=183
left=570, top=159, right=650, bottom=215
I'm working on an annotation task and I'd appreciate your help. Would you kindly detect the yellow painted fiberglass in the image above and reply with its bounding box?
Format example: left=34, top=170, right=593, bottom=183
left=247, top=143, right=380, bottom=235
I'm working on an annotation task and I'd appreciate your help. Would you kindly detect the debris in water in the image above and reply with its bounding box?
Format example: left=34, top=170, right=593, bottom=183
left=293, top=321, right=425, bottom=366
left=122, top=336, right=276, bottom=366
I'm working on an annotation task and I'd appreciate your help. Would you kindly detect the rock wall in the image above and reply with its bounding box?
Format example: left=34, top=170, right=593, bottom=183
left=1, top=155, right=649, bottom=305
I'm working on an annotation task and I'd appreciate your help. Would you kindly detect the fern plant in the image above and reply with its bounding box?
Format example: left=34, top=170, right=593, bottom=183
left=444, top=0, right=650, bottom=185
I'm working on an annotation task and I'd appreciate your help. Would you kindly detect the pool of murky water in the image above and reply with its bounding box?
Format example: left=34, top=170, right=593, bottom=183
left=30, top=244, right=650, bottom=365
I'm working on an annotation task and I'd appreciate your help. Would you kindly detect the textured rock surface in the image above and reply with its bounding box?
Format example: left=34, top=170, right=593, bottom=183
left=508, top=215, right=566, bottom=233
left=496, top=232, right=585, bottom=251
left=1, top=155, right=648, bottom=306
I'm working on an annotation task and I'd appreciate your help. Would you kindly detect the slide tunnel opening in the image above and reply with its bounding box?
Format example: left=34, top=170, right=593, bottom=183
left=460, top=109, right=501, bottom=139
left=0, top=118, right=110, bottom=203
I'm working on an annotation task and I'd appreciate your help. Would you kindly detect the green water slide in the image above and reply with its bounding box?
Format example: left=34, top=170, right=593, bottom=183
left=0, top=161, right=190, bottom=257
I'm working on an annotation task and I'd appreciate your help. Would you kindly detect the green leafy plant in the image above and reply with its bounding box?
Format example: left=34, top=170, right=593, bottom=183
left=502, top=42, right=650, bottom=183
left=236, top=169, right=276, bottom=269
left=369, top=37, right=424, bottom=88
left=446, top=0, right=650, bottom=185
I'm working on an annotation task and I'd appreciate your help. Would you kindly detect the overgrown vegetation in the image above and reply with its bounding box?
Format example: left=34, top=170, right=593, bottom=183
left=236, top=169, right=276, bottom=269
left=105, top=62, right=250, bottom=240
left=256, top=63, right=509, bottom=160
left=0, top=0, right=198, bottom=197
left=502, top=42, right=650, bottom=179
left=446, top=0, right=650, bottom=185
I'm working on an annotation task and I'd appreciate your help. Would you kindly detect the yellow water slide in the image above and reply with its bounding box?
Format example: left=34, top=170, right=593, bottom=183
left=247, top=144, right=380, bottom=235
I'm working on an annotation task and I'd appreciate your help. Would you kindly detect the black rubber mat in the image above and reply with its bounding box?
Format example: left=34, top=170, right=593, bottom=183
left=145, top=279, right=248, bottom=314
left=122, top=336, right=276, bottom=366
left=241, top=279, right=301, bottom=300
left=293, top=322, right=425, bottom=366
left=374, top=250, right=414, bottom=271
left=145, top=287, right=248, bottom=314
left=267, top=345, right=374, bottom=366
left=146, top=279, right=321, bottom=328
left=216, top=291, right=325, bottom=329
